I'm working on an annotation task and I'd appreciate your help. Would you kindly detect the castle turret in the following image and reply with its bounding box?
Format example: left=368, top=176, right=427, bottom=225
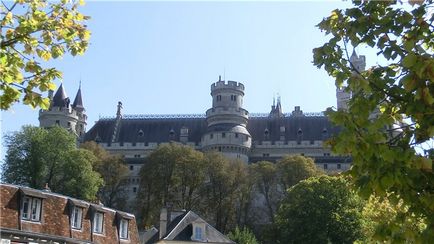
left=201, top=76, right=252, bottom=162
left=39, top=83, right=87, bottom=138
left=336, top=50, right=366, bottom=110
left=72, top=84, right=87, bottom=138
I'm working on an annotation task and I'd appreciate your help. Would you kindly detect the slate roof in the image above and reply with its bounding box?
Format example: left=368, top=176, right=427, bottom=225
left=72, top=87, right=84, bottom=109
left=52, top=84, right=69, bottom=107
left=84, top=114, right=338, bottom=144
left=145, top=211, right=234, bottom=244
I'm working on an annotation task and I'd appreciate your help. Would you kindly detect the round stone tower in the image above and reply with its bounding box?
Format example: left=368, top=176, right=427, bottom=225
left=39, top=83, right=87, bottom=139
left=201, top=76, right=252, bottom=162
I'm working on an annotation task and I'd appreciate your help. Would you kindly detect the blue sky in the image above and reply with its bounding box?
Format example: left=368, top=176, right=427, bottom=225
left=1, top=0, right=379, bottom=157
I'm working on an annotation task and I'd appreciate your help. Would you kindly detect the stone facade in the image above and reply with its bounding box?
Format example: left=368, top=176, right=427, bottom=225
left=43, top=54, right=367, bottom=205
left=0, top=183, right=139, bottom=244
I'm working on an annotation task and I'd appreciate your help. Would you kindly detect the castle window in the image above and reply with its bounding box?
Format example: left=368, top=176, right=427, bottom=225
left=129, top=165, right=134, bottom=171
left=263, top=153, right=270, bottom=157
left=222, top=133, right=226, bottom=138
left=138, top=129, right=144, bottom=137
left=297, top=128, right=303, bottom=135
left=71, top=206, right=83, bottom=230
left=217, top=95, right=222, bottom=101
left=323, top=164, right=328, bottom=170
left=210, top=133, right=213, bottom=139
left=264, top=129, right=269, bottom=140
left=218, top=146, right=221, bottom=152
left=55, top=120, right=60, bottom=125
left=67, top=122, right=71, bottom=127
left=93, top=211, right=104, bottom=234
left=337, top=164, right=341, bottom=169
left=235, top=133, right=239, bottom=138
left=133, top=187, right=137, bottom=193
left=231, top=95, right=237, bottom=101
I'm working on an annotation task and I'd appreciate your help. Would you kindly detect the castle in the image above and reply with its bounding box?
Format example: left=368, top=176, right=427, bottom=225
left=38, top=51, right=366, bottom=201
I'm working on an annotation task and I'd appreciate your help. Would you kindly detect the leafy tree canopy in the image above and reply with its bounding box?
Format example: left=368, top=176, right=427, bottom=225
left=313, top=1, right=434, bottom=240
left=80, top=141, right=129, bottom=209
left=275, top=176, right=366, bottom=244
left=1, top=126, right=103, bottom=200
left=227, top=226, right=259, bottom=244
left=0, top=0, right=90, bottom=110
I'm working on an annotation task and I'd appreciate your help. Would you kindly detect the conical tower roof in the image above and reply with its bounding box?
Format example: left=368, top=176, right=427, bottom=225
left=72, top=86, right=84, bottom=109
left=52, top=83, right=68, bottom=107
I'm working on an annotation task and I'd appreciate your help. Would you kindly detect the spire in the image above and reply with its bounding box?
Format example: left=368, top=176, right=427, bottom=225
left=72, top=82, right=84, bottom=110
left=269, top=94, right=283, bottom=118
left=350, top=49, right=358, bottom=61
left=52, top=83, right=70, bottom=108
left=276, top=95, right=282, bottom=113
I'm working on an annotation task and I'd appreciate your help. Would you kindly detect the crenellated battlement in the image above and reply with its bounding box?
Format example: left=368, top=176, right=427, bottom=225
left=211, top=80, right=245, bottom=92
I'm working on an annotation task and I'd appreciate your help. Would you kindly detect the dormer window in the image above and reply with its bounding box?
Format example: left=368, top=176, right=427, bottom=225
left=138, top=129, right=144, bottom=137
left=22, top=196, right=42, bottom=221
left=93, top=211, right=104, bottom=234
left=195, top=226, right=203, bottom=240
left=68, top=198, right=88, bottom=231
left=169, top=129, right=175, bottom=139
left=191, top=221, right=206, bottom=241
left=71, top=206, right=83, bottom=229
left=264, top=128, right=270, bottom=140
left=116, top=211, right=134, bottom=240
left=119, top=219, right=129, bottom=239
left=297, top=128, right=303, bottom=135
left=20, top=188, right=46, bottom=222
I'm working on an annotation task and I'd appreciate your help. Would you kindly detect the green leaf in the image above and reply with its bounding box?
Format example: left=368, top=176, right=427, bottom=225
left=402, top=53, right=417, bottom=68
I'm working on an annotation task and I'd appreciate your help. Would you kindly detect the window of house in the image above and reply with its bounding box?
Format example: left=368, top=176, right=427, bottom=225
left=22, top=196, right=42, bottom=221
left=210, top=133, right=213, bottom=139
left=71, top=206, right=83, bottom=229
left=263, top=153, right=270, bottom=157
left=337, top=164, right=341, bottom=169
left=119, top=219, right=129, bottom=239
left=129, top=165, right=134, bottom=171
left=194, top=226, right=203, bottom=241
left=93, top=212, right=104, bottom=234
left=55, top=120, right=60, bottom=125
left=133, top=187, right=137, bottom=193
left=222, top=133, right=226, bottom=138
left=323, top=164, right=328, bottom=170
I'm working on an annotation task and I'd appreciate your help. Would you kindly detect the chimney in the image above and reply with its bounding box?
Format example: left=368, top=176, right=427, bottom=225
left=159, top=207, right=170, bottom=239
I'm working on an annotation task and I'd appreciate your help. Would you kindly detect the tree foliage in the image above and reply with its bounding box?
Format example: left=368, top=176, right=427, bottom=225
left=249, top=156, right=322, bottom=226
left=274, top=176, right=366, bottom=244
left=0, top=0, right=90, bottom=110
left=227, top=226, right=259, bottom=244
left=201, top=152, right=248, bottom=233
left=313, top=1, right=434, bottom=240
left=137, top=142, right=207, bottom=227
left=1, top=126, right=103, bottom=200
left=362, top=195, right=426, bottom=243
left=80, top=141, right=129, bottom=209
